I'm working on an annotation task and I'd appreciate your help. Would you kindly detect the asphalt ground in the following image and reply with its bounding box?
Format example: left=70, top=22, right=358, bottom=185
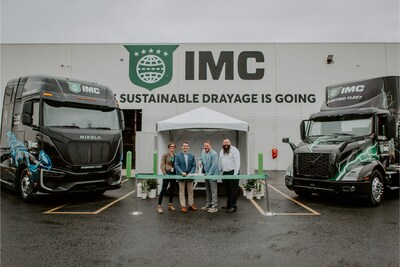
left=1, top=171, right=399, bottom=267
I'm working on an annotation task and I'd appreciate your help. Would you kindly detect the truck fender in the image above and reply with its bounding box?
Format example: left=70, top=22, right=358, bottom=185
left=357, top=161, right=385, bottom=183
left=15, top=163, right=27, bottom=182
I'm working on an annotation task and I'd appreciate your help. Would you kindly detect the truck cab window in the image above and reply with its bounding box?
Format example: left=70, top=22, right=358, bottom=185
left=43, top=101, right=120, bottom=130
left=32, top=101, right=39, bottom=126
left=4, top=86, right=14, bottom=104
left=1, top=86, right=15, bottom=148
left=377, top=116, right=387, bottom=138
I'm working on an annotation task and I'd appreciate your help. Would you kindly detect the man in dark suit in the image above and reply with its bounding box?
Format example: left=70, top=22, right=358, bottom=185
left=174, top=141, right=197, bottom=213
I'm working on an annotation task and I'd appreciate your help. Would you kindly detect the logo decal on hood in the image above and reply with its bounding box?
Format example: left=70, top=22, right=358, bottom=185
left=68, top=82, right=82, bottom=93
left=80, top=135, right=101, bottom=140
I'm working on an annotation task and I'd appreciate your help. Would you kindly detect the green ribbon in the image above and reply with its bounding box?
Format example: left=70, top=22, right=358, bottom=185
left=134, top=174, right=267, bottom=180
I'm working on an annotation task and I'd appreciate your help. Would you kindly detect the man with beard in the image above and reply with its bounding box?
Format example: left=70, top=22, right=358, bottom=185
left=219, top=138, right=241, bottom=213
left=200, top=141, right=219, bottom=213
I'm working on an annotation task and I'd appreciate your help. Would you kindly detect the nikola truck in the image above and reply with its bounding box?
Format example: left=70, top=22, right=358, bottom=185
left=283, top=76, right=399, bottom=206
left=0, top=75, right=124, bottom=201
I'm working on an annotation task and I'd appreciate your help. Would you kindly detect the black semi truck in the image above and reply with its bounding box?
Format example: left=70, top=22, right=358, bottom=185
left=283, top=76, right=399, bottom=206
left=0, top=75, right=124, bottom=201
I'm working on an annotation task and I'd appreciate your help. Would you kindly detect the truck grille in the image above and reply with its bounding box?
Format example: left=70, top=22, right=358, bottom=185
left=295, top=153, right=330, bottom=178
left=67, top=141, right=112, bottom=165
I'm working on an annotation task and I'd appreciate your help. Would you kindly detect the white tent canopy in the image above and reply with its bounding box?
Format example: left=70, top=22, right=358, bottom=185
left=150, top=107, right=254, bottom=175
left=136, top=107, right=254, bottom=175
left=157, top=107, right=249, bottom=132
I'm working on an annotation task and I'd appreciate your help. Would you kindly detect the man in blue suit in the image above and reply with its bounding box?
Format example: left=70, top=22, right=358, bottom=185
left=200, top=141, right=219, bottom=213
left=174, top=141, right=197, bottom=213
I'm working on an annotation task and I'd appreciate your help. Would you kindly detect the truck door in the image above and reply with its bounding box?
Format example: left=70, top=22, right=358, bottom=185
left=0, top=85, right=17, bottom=184
left=376, top=115, right=395, bottom=166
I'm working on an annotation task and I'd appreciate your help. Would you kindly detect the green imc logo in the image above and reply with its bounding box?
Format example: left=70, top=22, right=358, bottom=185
left=125, top=45, right=178, bottom=91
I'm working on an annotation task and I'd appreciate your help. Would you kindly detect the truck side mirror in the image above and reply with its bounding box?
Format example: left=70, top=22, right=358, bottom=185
left=119, top=110, right=125, bottom=130
left=21, top=101, right=33, bottom=125
left=300, top=120, right=310, bottom=140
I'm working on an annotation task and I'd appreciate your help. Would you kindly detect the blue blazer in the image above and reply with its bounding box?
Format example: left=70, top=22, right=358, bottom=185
left=174, top=152, right=196, bottom=175
left=200, top=149, right=219, bottom=176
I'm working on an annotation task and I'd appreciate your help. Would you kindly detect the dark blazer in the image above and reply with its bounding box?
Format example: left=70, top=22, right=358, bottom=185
left=174, top=152, right=196, bottom=177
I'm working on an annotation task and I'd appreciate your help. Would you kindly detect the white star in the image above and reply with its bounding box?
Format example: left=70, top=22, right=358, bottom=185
left=163, top=51, right=169, bottom=56
left=141, top=49, right=146, bottom=54
left=134, top=52, right=139, bottom=56
left=149, top=49, right=154, bottom=53
left=156, top=49, right=161, bottom=54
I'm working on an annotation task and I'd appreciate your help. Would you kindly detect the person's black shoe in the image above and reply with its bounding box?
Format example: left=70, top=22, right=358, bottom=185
left=221, top=206, right=229, bottom=209
left=226, top=207, right=237, bottom=213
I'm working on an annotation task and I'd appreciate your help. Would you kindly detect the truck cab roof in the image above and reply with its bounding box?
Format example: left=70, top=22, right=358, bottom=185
left=12, top=75, right=118, bottom=108
left=321, top=76, right=399, bottom=116
left=310, top=107, right=390, bottom=120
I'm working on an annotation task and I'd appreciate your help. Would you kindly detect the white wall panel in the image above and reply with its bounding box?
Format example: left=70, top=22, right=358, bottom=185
left=1, top=43, right=398, bottom=170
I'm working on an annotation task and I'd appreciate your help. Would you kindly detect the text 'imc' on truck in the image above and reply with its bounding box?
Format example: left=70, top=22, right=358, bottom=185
left=283, top=76, right=399, bottom=206
left=0, top=76, right=124, bottom=201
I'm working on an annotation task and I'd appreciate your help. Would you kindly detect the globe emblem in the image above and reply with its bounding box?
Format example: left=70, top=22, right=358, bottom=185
left=328, top=87, right=340, bottom=99
left=136, top=55, right=166, bottom=84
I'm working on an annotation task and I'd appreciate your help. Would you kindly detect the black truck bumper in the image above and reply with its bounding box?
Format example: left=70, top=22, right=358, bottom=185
left=37, top=163, right=122, bottom=194
left=285, top=176, right=370, bottom=197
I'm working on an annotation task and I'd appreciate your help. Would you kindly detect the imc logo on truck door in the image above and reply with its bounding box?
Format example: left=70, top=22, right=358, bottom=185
left=125, top=45, right=178, bottom=91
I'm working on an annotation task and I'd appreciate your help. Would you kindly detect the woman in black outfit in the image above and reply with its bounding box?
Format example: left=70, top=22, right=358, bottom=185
left=157, top=142, right=177, bottom=213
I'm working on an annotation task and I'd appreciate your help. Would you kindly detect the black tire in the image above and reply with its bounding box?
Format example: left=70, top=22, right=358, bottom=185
left=294, top=189, right=312, bottom=198
left=17, top=168, right=35, bottom=202
left=368, top=170, right=384, bottom=206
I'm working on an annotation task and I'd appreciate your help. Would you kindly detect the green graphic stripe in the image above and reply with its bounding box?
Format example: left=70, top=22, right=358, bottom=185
left=134, top=174, right=268, bottom=180
left=333, top=143, right=379, bottom=181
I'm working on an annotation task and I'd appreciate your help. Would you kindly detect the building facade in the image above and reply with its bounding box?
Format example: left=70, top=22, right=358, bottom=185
left=1, top=43, right=399, bottom=170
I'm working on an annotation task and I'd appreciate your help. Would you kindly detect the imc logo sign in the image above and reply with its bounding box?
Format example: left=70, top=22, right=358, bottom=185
left=125, top=45, right=178, bottom=91
left=125, top=44, right=265, bottom=91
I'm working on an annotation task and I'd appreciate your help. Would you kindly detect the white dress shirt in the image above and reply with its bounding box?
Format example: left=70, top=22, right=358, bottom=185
left=219, top=145, right=240, bottom=175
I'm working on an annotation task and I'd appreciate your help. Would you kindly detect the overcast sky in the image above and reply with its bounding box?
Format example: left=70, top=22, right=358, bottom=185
left=1, top=0, right=399, bottom=43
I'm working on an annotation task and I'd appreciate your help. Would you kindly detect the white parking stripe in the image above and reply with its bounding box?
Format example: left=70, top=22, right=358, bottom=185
left=44, top=188, right=136, bottom=215
left=249, top=183, right=320, bottom=216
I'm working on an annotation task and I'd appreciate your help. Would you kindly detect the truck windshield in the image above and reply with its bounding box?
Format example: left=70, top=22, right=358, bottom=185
left=43, top=101, right=120, bottom=130
left=309, top=117, right=372, bottom=137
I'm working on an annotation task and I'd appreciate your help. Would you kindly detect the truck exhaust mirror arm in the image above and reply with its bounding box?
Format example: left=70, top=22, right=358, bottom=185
left=282, top=137, right=297, bottom=151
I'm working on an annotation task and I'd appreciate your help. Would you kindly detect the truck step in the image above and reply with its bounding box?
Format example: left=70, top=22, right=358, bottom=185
left=387, top=186, right=399, bottom=191
left=387, top=165, right=400, bottom=171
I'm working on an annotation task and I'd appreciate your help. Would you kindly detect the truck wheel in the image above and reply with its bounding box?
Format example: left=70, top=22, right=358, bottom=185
left=368, top=170, right=384, bottom=206
left=18, top=168, right=35, bottom=202
left=294, top=190, right=312, bottom=198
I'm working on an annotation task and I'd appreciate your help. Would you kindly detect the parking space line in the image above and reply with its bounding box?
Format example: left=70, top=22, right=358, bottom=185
left=44, top=211, right=97, bottom=215
left=249, top=183, right=320, bottom=216
left=43, top=178, right=320, bottom=216
left=268, top=184, right=320, bottom=215
left=43, top=203, right=70, bottom=214
left=93, top=190, right=135, bottom=214
left=44, top=178, right=135, bottom=215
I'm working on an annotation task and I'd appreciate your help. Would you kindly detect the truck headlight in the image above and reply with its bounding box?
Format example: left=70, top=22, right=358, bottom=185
left=341, top=166, right=363, bottom=181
